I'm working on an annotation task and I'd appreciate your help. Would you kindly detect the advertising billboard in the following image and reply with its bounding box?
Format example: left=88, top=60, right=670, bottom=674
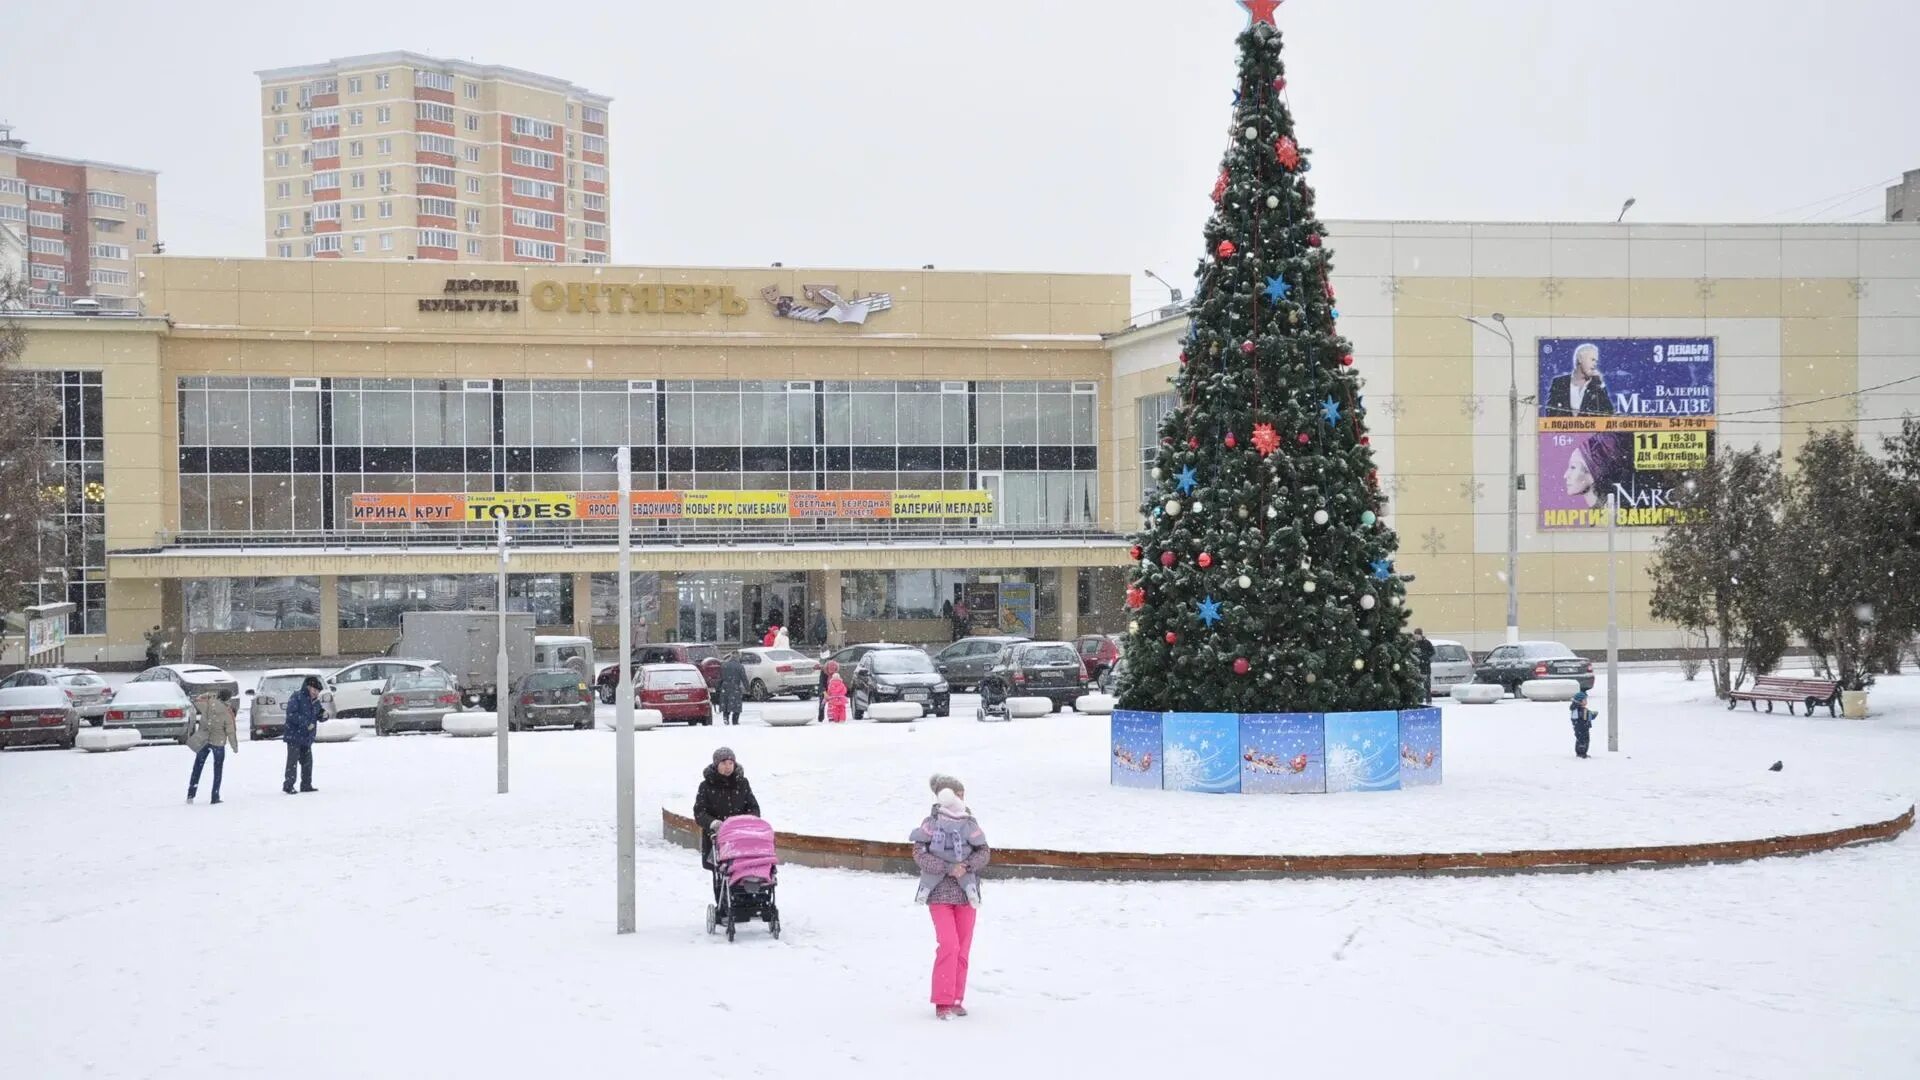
left=348, top=490, right=995, bottom=524
left=1536, top=337, right=1716, bottom=529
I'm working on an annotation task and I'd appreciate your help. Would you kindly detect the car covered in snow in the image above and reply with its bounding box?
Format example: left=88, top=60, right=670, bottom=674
left=102, top=681, right=198, bottom=742
left=0, top=685, right=81, bottom=750
left=130, top=664, right=240, bottom=707
left=0, top=667, right=113, bottom=723
left=508, top=669, right=595, bottom=731
left=375, top=668, right=464, bottom=735
left=1426, top=639, right=1475, bottom=698
left=1473, top=641, right=1595, bottom=696
left=326, top=658, right=448, bottom=720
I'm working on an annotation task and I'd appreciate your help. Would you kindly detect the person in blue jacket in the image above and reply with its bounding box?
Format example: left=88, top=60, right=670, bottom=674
left=1569, top=689, right=1597, bottom=759
left=283, top=675, right=324, bottom=794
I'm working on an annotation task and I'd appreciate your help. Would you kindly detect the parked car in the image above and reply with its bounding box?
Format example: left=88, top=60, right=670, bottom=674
left=327, top=658, right=447, bottom=719
left=730, top=647, right=820, bottom=700
left=0, top=667, right=112, bottom=724
left=1073, top=634, right=1123, bottom=686
left=131, top=664, right=239, bottom=708
left=375, top=668, right=464, bottom=736
left=930, top=635, right=1029, bottom=691
left=636, top=663, right=713, bottom=726
left=0, top=685, right=80, bottom=750
left=509, top=669, right=595, bottom=731
left=102, top=681, right=197, bottom=742
left=826, top=642, right=922, bottom=673
left=534, top=635, right=594, bottom=681
left=1473, top=641, right=1595, bottom=696
left=1426, top=639, right=1475, bottom=698
left=247, top=668, right=329, bottom=740
left=850, top=648, right=951, bottom=718
left=977, top=640, right=1089, bottom=713
left=1098, top=654, right=1128, bottom=694
left=597, top=643, right=723, bottom=703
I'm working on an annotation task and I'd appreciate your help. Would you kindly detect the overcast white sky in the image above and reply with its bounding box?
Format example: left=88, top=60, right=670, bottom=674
left=3, top=0, right=1914, bottom=314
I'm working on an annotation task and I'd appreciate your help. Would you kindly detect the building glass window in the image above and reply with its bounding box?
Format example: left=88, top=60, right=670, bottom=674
left=185, top=577, right=322, bottom=631
left=21, top=371, right=107, bottom=634
left=1137, top=391, right=1177, bottom=513
left=336, top=574, right=572, bottom=629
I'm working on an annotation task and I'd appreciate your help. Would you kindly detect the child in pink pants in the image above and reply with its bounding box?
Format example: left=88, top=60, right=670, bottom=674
left=910, top=773, right=990, bottom=1019
left=825, top=662, right=848, bottom=723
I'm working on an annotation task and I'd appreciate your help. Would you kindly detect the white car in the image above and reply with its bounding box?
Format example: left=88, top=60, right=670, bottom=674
left=131, top=663, right=240, bottom=704
left=730, top=648, right=821, bottom=700
left=248, top=668, right=329, bottom=740
left=326, top=658, right=447, bottom=720
left=102, top=681, right=197, bottom=742
left=1427, top=639, right=1475, bottom=698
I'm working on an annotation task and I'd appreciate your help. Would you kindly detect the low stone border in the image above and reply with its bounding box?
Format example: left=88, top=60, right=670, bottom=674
left=660, top=805, right=1914, bottom=881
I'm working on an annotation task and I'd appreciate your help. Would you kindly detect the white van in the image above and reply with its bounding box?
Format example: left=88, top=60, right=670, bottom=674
left=1427, top=639, right=1475, bottom=697
left=534, top=635, right=595, bottom=680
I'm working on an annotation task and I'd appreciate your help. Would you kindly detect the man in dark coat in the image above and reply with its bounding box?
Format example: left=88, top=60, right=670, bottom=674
left=716, top=654, right=748, bottom=726
left=283, top=675, right=324, bottom=794
left=1411, top=628, right=1436, bottom=692
left=1543, top=343, right=1614, bottom=417
left=694, top=747, right=761, bottom=878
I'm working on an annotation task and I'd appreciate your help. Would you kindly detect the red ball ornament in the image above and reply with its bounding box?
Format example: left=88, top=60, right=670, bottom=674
left=1178, top=350, right=1188, bottom=365
left=1360, top=435, right=1372, bottom=446
left=1340, top=353, right=1355, bottom=367
left=1224, top=432, right=1238, bottom=449
left=1160, top=551, right=1176, bottom=568
left=1296, top=432, right=1310, bottom=445
left=1273, top=76, right=1287, bottom=92
left=1240, top=340, right=1256, bottom=355
left=1198, top=552, right=1213, bottom=569
left=1129, top=544, right=1143, bottom=561
left=1125, top=585, right=1146, bottom=610
left=1165, top=632, right=1178, bottom=645
left=1216, top=239, right=1237, bottom=260
left=1233, top=657, right=1251, bottom=676
left=1307, top=234, right=1323, bottom=248
left=1187, top=437, right=1200, bottom=450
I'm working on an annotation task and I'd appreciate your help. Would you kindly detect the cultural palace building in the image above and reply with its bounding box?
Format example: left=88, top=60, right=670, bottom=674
left=11, top=218, right=1920, bottom=665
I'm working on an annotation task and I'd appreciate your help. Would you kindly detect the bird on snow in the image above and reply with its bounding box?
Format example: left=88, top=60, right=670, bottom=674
left=1768, top=761, right=1784, bottom=772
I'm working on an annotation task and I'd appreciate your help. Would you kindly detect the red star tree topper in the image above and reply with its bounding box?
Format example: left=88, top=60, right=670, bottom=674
left=1240, top=0, right=1283, bottom=26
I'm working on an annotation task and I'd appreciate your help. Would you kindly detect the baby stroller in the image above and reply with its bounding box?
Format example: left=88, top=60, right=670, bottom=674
left=707, top=815, right=781, bottom=941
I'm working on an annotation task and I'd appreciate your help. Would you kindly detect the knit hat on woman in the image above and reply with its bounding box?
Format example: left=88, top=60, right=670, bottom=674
left=713, top=746, right=736, bottom=765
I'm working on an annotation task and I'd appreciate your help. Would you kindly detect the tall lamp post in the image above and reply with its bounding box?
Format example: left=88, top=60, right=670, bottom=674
left=1463, top=312, right=1521, bottom=645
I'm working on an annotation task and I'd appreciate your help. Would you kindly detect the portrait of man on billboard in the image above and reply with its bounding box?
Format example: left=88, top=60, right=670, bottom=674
left=1542, top=342, right=1615, bottom=417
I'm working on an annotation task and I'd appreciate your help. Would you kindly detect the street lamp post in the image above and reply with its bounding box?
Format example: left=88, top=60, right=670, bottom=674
left=1463, top=313, right=1521, bottom=645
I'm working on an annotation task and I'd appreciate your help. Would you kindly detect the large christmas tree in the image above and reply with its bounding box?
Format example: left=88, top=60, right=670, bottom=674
left=1119, top=0, right=1424, bottom=715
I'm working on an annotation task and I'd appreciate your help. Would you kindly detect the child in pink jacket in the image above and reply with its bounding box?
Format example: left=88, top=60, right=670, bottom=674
left=825, top=662, right=849, bottom=723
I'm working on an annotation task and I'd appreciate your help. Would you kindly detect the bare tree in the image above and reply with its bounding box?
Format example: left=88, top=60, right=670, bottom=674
left=0, top=269, right=60, bottom=627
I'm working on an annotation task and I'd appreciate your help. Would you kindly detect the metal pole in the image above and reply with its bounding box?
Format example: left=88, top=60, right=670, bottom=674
left=497, top=516, right=509, bottom=794
left=615, top=447, right=636, bottom=934
left=1606, top=492, right=1620, bottom=752
left=1506, top=333, right=1520, bottom=646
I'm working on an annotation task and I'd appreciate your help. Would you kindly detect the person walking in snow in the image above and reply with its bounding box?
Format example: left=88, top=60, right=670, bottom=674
left=824, top=662, right=849, bottom=723
left=717, top=653, right=747, bottom=726
left=912, top=773, right=990, bottom=1020
left=1569, top=688, right=1596, bottom=759
left=283, top=675, right=323, bottom=794
left=186, top=688, right=240, bottom=804
left=694, top=747, right=761, bottom=898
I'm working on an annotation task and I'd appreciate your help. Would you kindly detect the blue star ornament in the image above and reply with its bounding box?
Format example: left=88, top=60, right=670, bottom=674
left=1320, top=396, right=1341, bottom=425
left=1175, top=466, right=1198, bottom=494
left=1263, top=275, right=1291, bottom=304
left=1371, top=558, right=1393, bottom=581
left=1197, top=596, right=1224, bottom=627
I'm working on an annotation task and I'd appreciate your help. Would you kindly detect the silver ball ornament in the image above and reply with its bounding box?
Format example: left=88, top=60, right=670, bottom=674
left=1266, top=195, right=1279, bottom=209
left=1352, top=658, right=1366, bottom=671
left=1237, top=574, right=1252, bottom=589
left=1164, top=498, right=1182, bottom=517
left=1312, top=509, right=1329, bottom=525
left=1302, top=580, right=1316, bottom=594
left=1305, top=673, right=1317, bottom=684
left=1192, top=500, right=1204, bottom=514
left=1151, top=467, right=1163, bottom=480
left=1360, top=594, right=1376, bottom=610
left=1243, top=126, right=1259, bottom=140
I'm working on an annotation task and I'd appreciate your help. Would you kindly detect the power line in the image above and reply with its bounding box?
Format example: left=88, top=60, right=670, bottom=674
left=1772, top=176, right=1900, bottom=219
left=1717, top=372, right=1920, bottom=416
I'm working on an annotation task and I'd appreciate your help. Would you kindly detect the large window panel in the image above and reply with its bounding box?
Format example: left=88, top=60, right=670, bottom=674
left=898, top=392, right=942, bottom=444
left=629, top=393, right=658, bottom=444
left=207, top=390, right=249, bottom=446
left=180, top=389, right=208, bottom=444
left=333, top=390, right=363, bottom=445
left=852, top=388, right=895, bottom=445
left=249, top=389, right=291, bottom=445
left=209, top=476, right=252, bottom=531
left=531, top=387, right=582, bottom=446
left=666, top=391, right=693, bottom=445
left=179, top=476, right=210, bottom=532
left=292, top=475, right=324, bottom=531
left=1071, top=393, right=1096, bottom=445
left=742, top=392, right=786, bottom=446
left=250, top=475, right=295, bottom=531
left=1002, top=390, right=1039, bottom=445
left=787, top=391, right=816, bottom=445
left=822, top=392, right=851, bottom=445
left=975, top=392, right=1002, bottom=444
left=581, top=390, right=629, bottom=445
left=943, top=395, right=969, bottom=445
left=693, top=390, right=740, bottom=445
left=502, top=391, right=532, bottom=448
left=362, top=391, right=412, bottom=445
left=413, top=388, right=463, bottom=447
left=291, top=389, right=321, bottom=444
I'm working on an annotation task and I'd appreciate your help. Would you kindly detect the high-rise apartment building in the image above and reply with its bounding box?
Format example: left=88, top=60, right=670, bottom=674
left=0, top=125, right=159, bottom=310
left=256, top=53, right=612, bottom=264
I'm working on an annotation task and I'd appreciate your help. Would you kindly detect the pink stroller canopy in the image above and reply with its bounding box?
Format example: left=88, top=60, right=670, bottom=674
left=715, top=816, right=778, bottom=885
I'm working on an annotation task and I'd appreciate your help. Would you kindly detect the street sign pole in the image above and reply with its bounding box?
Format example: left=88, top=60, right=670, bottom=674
left=1606, top=492, right=1620, bottom=752
left=616, top=447, right=636, bottom=934
left=497, top=517, right=510, bottom=793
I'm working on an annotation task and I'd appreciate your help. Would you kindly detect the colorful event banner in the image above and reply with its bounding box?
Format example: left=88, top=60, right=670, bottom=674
left=1535, top=337, right=1717, bottom=529
left=348, top=490, right=994, bottom=524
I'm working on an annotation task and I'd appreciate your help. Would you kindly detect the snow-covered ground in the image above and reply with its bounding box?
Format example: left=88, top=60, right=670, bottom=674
left=2, top=668, right=1916, bottom=1078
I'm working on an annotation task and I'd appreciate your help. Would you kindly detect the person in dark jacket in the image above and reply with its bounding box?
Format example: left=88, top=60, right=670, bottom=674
left=693, top=747, right=760, bottom=874
left=1411, top=629, right=1436, bottom=688
left=283, top=675, right=324, bottom=794
left=816, top=655, right=833, bottom=721
left=1569, top=689, right=1596, bottom=759
left=716, top=655, right=748, bottom=726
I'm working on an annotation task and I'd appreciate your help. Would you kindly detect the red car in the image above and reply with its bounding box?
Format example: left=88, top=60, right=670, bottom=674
left=596, top=643, right=724, bottom=704
left=1074, top=634, right=1123, bottom=685
left=637, top=663, right=714, bottom=726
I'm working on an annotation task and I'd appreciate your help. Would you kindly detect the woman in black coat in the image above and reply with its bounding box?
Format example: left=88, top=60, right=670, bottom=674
left=693, top=747, right=761, bottom=871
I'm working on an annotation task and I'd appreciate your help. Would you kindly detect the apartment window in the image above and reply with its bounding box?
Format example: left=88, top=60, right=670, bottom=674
left=419, top=229, right=457, bottom=249
left=513, top=239, right=558, bottom=261
left=418, top=197, right=456, bottom=218
left=511, top=208, right=557, bottom=230
left=301, top=118, right=310, bottom=135
left=27, top=185, right=66, bottom=204
left=465, top=208, right=481, bottom=228
left=581, top=134, right=606, bottom=154
left=273, top=88, right=289, bottom=106
left=347, top=76, right=363, bottom=93
left=375, top=73, right=391, bottom=90
left=417, top=165, right=455, bottom=186
left=88, top=190, right=128, bottom=211
left=510, top=147, right=556, bottom=170
left=510, top=178, right=557, bottom=201
left=273, top=150, right=290, bottom=167
left=582, top=164, right=607, bottom=184
left=275, top=119, right=289, bottom=138
left=379, top=233, right=393, bottom=251
left=313, top=202, right=342, bottom=222
left=29, top=210, right=64, bottom=230
left=377, top=137, right=392, bottom=155
left=583, top=223, right=607, bottom=241
left=464, top=146, right=481, bottom=163
left=276, top=181, right=291, bottom=200
left=31, top=264, right=66, bottom=283
left=0, top=204, right=24, bottom=223
left=348, top=108, right=364, bottom=127
left=466, top=239, right=482, bottom=255
left=565, top=133, right=573, bottom=155
left=567, top=164, right=575, bottom=186
left=464, top=114, right=479, bottom=132
left=350, top=203, right=366, bottom=221
left=312, top=110, right=339, bottom=128
left=466, top=176, right=482, bottom=194
left=378, top=200, right=393, bottom=219
left=276, top=212, right=291, bottom=230
left=349, top=172, right=366, bottom=190
left=567, top=104, right=575, bottom=121
left=510, top=116, right=555, bottom=140
left=376, top=105, right=392, bottom=124
left=579, top=251, right=608, bottom=264
left=136, top=228, right=148, bottom=241
left=0, top=177, right=23, bottom=196
left=581, top=192, right=606, bottom=212
left=279, top=243, right=293, bottom=258
left=301, top=180, right=312, bottom=196
left=90, top=242, right=130, bottom=260
left=348, top=140, right=364, bottom=158
left=135, top=202, right=148, bottom=218
left=417, top=102, right=455, bottom=124
left=30, top=237, right=68, bottom=256
left=582, top=105, right=606, bottom=124
left=463, top=81, right=479, bottom=100
left=314, top=139, right=339, bottom=158
left=90, top=269, right=131, bottom=286
left=313, top=172, right=341, bottom=191
left=416, top=70, right=454, bottom=92
left=301, top=149, right=311, bottom=165
left=417, top=133, right=455, bottom=156
left=351, top=236, right=365, bottom=253
left=376, top=169, right=393, bottom=190
left=313, top=234, right=342, bottom=253
left=567, top=221, right=576, bottom=238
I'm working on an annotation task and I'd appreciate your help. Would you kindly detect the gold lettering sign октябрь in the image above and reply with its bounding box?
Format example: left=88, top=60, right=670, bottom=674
left=528, top=281, right=752, bottom=316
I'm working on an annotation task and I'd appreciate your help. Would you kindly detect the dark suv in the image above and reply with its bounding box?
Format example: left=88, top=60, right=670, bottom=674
left=850, top=648, right=950, bottom=718
left=596, top=643, right=723, bottom=703
left=978, top=640, right=1089, bottom=712
left=1473, top=641, right=1595, bottom=696
left=931, top=635, right=1028, bottom=691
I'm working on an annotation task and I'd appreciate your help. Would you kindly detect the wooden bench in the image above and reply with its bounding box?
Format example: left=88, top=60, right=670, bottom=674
left=1727, top=676, right=1841, bottom=717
